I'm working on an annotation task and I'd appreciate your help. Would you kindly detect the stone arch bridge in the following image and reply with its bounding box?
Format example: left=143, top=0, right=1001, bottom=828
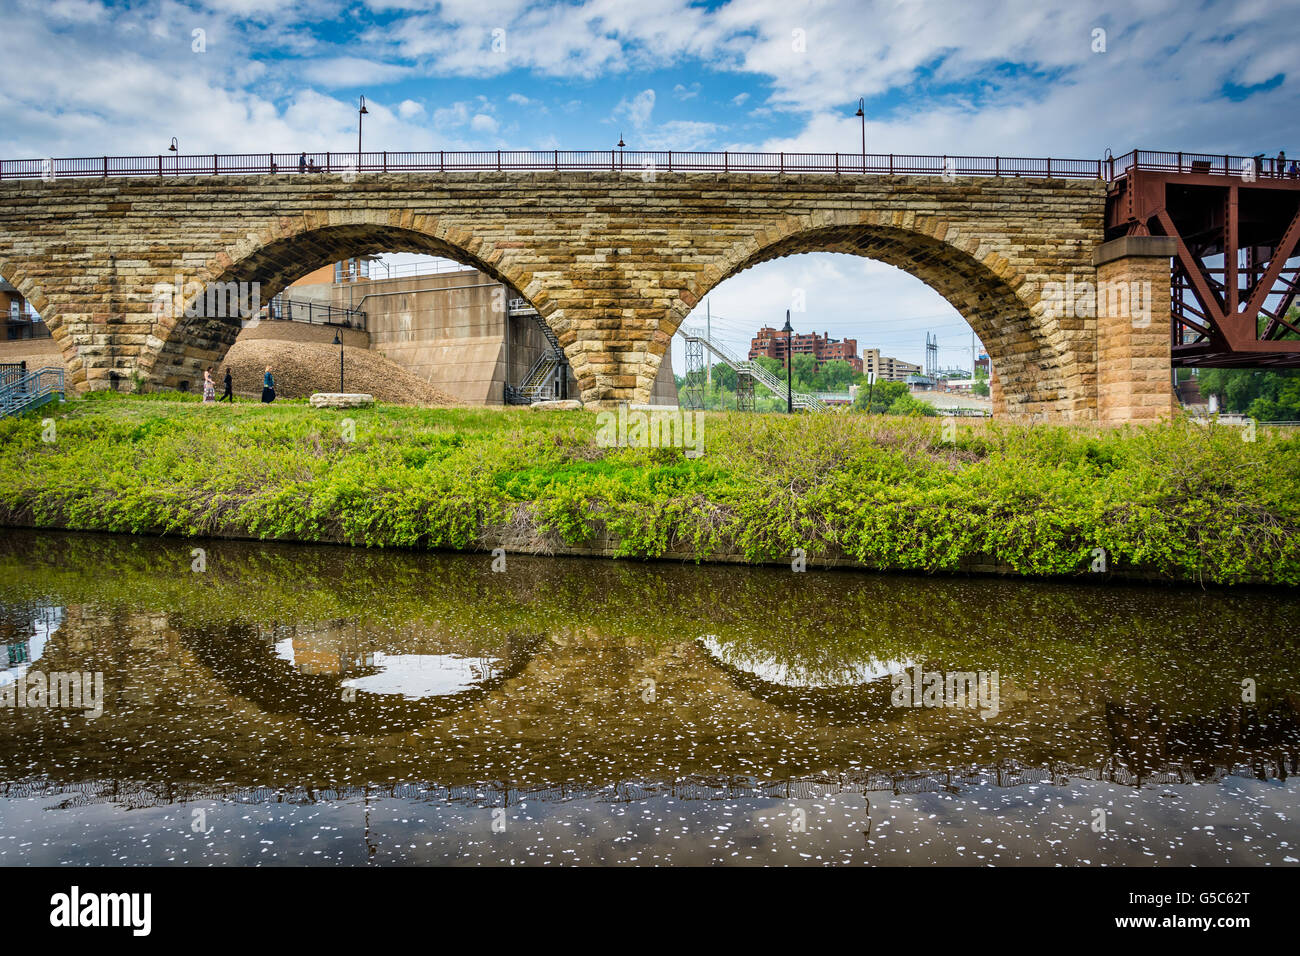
left=0, top=157, right=1177, bottom=422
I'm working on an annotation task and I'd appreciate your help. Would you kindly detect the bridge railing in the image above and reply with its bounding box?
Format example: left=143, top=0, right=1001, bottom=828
left=0, top=149, right=1110, bottom=181
left=2, top=148, right=1289, bottom=183
left=1109, top=149, right=1298, bottom=180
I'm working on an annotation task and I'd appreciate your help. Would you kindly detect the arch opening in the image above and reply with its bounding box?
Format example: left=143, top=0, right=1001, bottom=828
left=146, top=224, right=570, bottom=406
left=670, top=221, right=1084, bottom=421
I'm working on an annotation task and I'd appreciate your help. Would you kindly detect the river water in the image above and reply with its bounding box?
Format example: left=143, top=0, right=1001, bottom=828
left=1, top=530, right=1297, bottom=866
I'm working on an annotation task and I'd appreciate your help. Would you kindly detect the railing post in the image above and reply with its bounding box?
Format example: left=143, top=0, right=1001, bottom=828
left=103, top=156, right=108, bottom=177
left=383, top=151, right=388, bottom=173
left=668, top=150, right=672, bottom=172
left=213, top=154, right=217, bottom=175
left=497, top=149, right=501, bottom=172
left=995, top=155, right=999, bottom=177
left=835, top=152, right=839, bottom=176
left=780, top=151, right=784, bottom=174
left=724, top=151, right=728, bottom=173
left=1046, top=157, right=1051, bottom=178
left=889, top=153, right=894, bottom=175
left=326, top=151, right=331, bottom=173
left=440, top=150, right=444, bottom=172
left=554, top=149, right=558, bottom=171
left=1177, top=151, right=1182, bottom=173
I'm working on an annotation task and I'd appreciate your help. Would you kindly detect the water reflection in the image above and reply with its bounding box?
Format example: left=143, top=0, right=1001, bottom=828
left=0, top=530, right=1297, bottom=866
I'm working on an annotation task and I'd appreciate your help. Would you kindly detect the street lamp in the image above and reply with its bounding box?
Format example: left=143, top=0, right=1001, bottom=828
left=782, top=309, right=794, bottom=414
left=357, top=95, right=368, bottom=171
left=333, top=331, right=344, bottom=392
left=168, top=137, right=178, bottom=175
left=854, top=98, right=865, bottom=169
left=617, top=134, right=625, bottom=170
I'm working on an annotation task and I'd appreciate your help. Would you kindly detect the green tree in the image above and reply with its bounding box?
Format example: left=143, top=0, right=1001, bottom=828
left=887, top=392, right=939, bottom=416
left=853, top=379, right=908, bottom=413
left=1199, top=369, right=1300, bottom=417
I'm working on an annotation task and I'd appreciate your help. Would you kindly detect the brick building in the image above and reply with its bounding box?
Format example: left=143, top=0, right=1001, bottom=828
left=749, top=327, right=862, bottom=374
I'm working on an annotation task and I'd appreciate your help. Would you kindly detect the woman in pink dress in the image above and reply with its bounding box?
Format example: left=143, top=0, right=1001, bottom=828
left=202, top=368, right=216, bottom=403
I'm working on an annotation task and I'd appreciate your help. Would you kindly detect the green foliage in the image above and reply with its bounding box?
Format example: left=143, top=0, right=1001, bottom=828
left=2, top=393, right=1297, bottom=585
left=1198, top=369, right=1300, bottom=420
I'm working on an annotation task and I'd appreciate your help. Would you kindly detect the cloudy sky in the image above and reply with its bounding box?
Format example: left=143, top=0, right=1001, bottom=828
left=2, top=0, right=1297, bottom=368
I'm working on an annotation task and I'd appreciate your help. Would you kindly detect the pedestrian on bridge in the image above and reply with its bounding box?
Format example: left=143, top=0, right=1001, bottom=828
left=298, top=152, right=307, bottom=174
left=261, top=366, right=276, bottom=404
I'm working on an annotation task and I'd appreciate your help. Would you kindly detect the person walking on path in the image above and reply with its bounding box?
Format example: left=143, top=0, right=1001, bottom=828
left=221, top=367, right=234, bottom=403
left=202, top=368, right=216, bottom=403
left=298, top=152, right=307, bottom=173
left=261, top=366, right=276, bottom=404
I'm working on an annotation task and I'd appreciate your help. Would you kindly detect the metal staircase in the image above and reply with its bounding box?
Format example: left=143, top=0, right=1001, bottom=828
left=505, top=304, right=567, bottom=404
left=0, top=366, right=65, bottom=418
left=676, top=324, right=826, bottom=412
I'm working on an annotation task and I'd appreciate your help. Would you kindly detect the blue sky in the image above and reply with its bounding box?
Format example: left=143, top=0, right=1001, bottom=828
left=2, top=0, right=1297, bottom=368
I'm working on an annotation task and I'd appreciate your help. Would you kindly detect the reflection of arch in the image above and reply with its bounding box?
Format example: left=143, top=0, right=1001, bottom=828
left=693, top=636, right=903, bottom=726
left=670, top=213, right=1078, bottom=419
left=144, top=215, right=559, bottom=389
left=180, top=618, right=544, bottom=737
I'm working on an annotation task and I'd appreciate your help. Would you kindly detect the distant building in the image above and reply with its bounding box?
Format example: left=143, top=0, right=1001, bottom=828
left=1, top=277, right=47, bottom=341
left=861, top=348, right=921, bottom=382
left=975, top=353, right=990, bottom=376
left=750, top=327, right=862, bottom=374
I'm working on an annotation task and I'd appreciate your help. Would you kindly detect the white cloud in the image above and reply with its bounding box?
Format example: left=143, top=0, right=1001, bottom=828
left=471, top=113, right=499, bottom=133
left=397, top=99, right=424, bottom=118
left=613, top=88, right=656, bottom=129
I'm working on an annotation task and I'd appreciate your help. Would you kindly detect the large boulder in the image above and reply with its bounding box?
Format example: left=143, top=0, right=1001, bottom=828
left=309, top=392, right=375, bottom=409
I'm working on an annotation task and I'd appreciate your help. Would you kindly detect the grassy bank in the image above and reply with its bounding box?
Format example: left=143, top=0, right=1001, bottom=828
left=2, top=392, right=1298, bottom=584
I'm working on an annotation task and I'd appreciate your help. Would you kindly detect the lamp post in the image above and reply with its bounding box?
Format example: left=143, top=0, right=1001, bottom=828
left=854, top=98, right=865, bottom=169
left=782, top=309, right=794, bottom=414
left=333, top=331, right=344, bottom=392
left=617, top=134, right=625, bottom=171
left=357, top=95, right=368, bottom=171
left=168, top=137, right=178, bottom=175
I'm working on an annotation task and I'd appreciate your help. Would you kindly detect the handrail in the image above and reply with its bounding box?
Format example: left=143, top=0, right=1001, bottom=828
left=0, top=149, right=1104, bottom=182
left=679, top=324, right=826, bottom=411
left=0, top=366, right=65, bottom=418
left=1, top=149, right=1290, bottom=184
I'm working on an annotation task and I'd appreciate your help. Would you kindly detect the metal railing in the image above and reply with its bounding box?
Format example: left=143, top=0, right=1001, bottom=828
left=259, top=295, right=366, bottom=331
left=0, top=366, right=65, bottom=418
left=1107, top=149, right=1299, bottom=181
left=678, top=324, right=826, bottom=411
left=2, top=148, right=1290, bottom=184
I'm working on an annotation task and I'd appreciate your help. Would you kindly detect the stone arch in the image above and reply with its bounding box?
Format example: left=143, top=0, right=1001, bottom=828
left=142, top=210, right=567, bottom=392
left=668, top=211, right=1087, bottom=421
left=0, top=263, right=75, bottom=378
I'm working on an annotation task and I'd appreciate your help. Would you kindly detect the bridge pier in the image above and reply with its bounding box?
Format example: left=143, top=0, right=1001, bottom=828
left=1093, top=237, right=1177, bottom=425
